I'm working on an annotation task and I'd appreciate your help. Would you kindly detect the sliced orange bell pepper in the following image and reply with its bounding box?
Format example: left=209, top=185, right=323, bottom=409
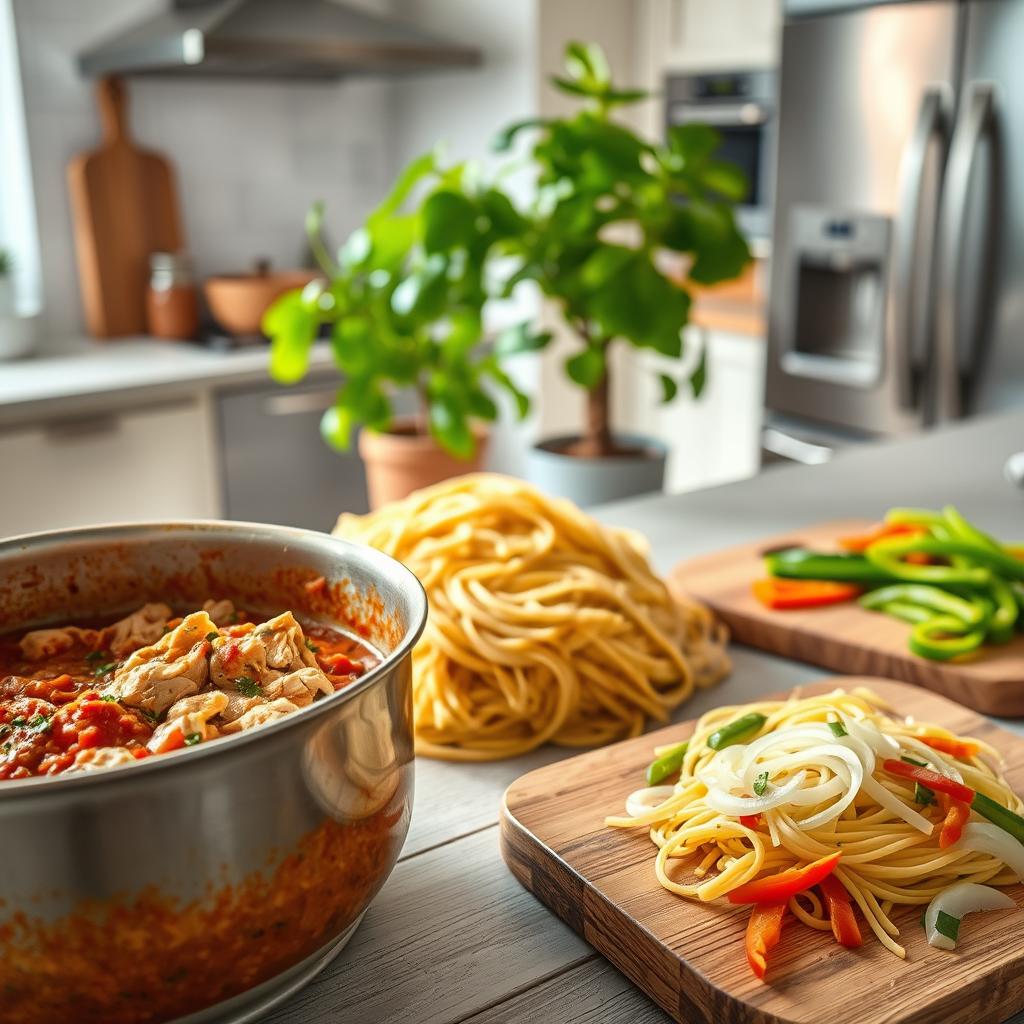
left=745, top=902, right=786, bottom=980
left=728, top=852, right=842, bottom=904
left=818, top=875, right=862, bottom=947
left=919, top=735, right=979, bottom=760
left=938, top=796, right=972, bottom=849
left=752, top=578, right=862, bottom=611
left=839, top=522, right=926, bottom=552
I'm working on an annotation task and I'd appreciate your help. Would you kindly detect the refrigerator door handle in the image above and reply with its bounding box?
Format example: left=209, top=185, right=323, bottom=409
left=934, top=82, right=997, bottom=421
left=892, top=88, right=946, bottom=411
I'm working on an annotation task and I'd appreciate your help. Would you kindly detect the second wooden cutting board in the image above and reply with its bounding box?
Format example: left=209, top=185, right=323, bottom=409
left=669, top=520, right=1024, bottom=717
left=67, top=76, right=184, bottom=338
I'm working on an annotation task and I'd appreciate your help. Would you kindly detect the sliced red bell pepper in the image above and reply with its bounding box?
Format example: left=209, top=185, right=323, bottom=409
left=818, top=875, right=862, bottom=947
left=739, top=814, right=761, bottom=829
left=839, top=522, right=926, bottom=552
left=938, top=796, right=972, bottom=849
left=752, top=578, right=862, bottom=611
left=919, top=735, right=979, bottom=760
left=881, top=759, right=976, bottom=805
left=727, top=852, right=842, bottom=905
left=745, top=902, right=786, bottom=980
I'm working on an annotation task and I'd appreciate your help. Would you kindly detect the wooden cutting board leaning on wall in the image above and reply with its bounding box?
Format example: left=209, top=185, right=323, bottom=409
left=68, top=76, right=185, bottom=337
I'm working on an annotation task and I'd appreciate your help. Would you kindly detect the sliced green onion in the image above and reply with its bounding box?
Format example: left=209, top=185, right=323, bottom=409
left=828, top=721, right=848, bottom=738
left=934, top=910, right=961, bottom=942
left=752, top=771, right=769, bottom=796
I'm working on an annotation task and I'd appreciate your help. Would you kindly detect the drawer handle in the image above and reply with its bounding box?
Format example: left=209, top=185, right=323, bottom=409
left=264, top=391, right=336, bottom=417
left=43, top=414, right=122, bottom=443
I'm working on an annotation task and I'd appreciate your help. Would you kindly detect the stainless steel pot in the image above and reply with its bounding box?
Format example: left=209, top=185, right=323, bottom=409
left=0, top=521, right=427, bottom=1024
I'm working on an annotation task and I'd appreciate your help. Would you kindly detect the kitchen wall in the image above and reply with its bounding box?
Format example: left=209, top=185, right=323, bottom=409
left=11, top=0, right=397, bottom=350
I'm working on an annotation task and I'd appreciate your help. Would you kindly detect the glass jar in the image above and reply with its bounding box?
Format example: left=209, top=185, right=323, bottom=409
left=146, top=251, right=199, bottom=340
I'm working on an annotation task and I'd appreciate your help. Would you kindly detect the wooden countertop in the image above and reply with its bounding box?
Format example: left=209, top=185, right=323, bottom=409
left=264, top=409, right=1024, bottom=1024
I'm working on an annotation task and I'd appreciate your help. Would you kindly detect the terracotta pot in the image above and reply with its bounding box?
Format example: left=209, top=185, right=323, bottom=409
left=358, top=420, right=487, bottom=509
left=204, top=268, right=318, bottom=337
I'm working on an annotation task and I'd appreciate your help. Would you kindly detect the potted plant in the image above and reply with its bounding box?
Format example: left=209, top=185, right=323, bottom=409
left=496, top=42, right=751, bottom=505
left=263, top=152, right=538, bottom=509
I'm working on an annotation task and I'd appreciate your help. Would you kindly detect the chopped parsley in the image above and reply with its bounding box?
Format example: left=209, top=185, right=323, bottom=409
left=827, top=720, right=848, bottom=738
left=91, top=661, right=117, bottom=677
left=139, top=708, right=160, bottom=724
left=0, top=743, right=10, bottom=755
left=10, top=716, right=25, bottom=727
left=305, top=638, right=320, bottom=654
left=99, top=694, right=118, bottom=703
left=914, top=782, right=936, bottom=806
left=752, top=771, right=769, bottom=797
left=183, top=732, right=202, bottom=746
left=236, top=675, right=262, bottom=698
left=85, top=649, right=110, bottom=664
left=205, top=631, right=220, bottom=642
left=0, top=724, right=8, bottom=737
left=27, top=714, right=51, bottom=732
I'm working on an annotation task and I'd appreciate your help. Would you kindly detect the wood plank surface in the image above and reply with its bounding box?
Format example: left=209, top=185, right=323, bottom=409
left=670, top=520, right=1024, bottom=716
left=67, top=76, right=184, bottom=338
left=501, top=677, right=1024, bottom=1024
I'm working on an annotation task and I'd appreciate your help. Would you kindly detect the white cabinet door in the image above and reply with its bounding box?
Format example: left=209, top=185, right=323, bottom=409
left=622, top=327, right=766, bottom=494
left=0, top=398, right=221, bottom=537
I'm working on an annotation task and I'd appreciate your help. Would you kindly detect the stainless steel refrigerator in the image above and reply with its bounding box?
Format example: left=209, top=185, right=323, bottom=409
left=764, top=0, right=1024, bottom=462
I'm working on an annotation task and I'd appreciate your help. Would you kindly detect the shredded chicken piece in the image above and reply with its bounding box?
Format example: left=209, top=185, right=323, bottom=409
left=104, top=611, right=215, bottom=716
left=147, top=690, right=229, bottom=752
left=209, top=611, right=332, bottom=698
left=65, top=747, right=137, bottom=772
left=221, top=698, right=300, bottom=734
left=19, top=626, right=100, bottom=661
left=106, top=603, right=172, bottom=658
left=202, top=599, right=236, bottom=627
left=263, top=666, right=333, bottom=707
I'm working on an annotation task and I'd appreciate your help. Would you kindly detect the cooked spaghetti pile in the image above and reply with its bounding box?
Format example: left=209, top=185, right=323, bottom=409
left=334, top=474, right=729, bottom=760
left=607, top=687, right=1024, bottom=969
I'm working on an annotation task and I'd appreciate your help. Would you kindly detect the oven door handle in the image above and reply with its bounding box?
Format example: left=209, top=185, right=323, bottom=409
left=668, top=103, right=768, bottom=127
left=933, top=82, right=997, bottom=422
left=891, top=87, right=946, bottom=412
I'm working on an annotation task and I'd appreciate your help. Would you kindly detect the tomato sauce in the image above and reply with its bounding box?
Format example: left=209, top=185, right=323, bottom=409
left=0, top=606, right=378, bottom=782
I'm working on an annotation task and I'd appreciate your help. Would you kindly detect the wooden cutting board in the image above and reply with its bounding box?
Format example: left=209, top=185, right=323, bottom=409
left=501, top=676, right=1024, bottom=1024
left=67, top=76, right=184, bottom=337
left=669, top=520, right=1024, bottom=717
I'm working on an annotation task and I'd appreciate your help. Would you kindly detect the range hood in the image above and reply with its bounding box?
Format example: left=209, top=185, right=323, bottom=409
left=78, top=0, right=481, bottom=79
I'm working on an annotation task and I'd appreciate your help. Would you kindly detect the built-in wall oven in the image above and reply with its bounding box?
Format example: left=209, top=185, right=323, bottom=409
left=665, top=70, right=777, bottom=240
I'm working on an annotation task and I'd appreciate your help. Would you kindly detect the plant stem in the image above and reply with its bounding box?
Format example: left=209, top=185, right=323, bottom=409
left=578, top=321, right=613, bottom=457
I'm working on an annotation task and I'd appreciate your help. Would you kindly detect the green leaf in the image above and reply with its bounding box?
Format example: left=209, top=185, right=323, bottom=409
left=752, top=771, right=769, bottom=796
left=688, top=219, right=751, bottom=285
left=702, top=160, right=749, bottom=203
left=483, top=360, right=530, bottom=419
left=600, top=86, right=650, bottom=106
left=565, top=346, right=605, bottom=390
left=579, top=245, right=634, bottom=291
left=320, top=403, right=354, bottom=451
left=330, top=316, right=374, bottom=375
left=550, top=76, right=597, bottom=100
left=423, top=189, right=478, bottom=252
left=668, top=123, right=720, bottom=164
left=492, top=118, right=548, bottom=153
left=264, top=290, right=318, bottom=384
left=428, top=397, right=475, bottom=459
left=339, top=226, right=372, bottom=268
left=370, top=149, right=436, bottom=222
left=658, top=373, right=678, bottom=404
left=494, top=322, right=552, bottom=357
left=565, top=41, right=610, bottom=88
left=465, top=387, right=498, bottom=422
left=479, top=189, right=527, bottom=236
left=689, top=346, right=708, bottom=398
left=391, top=254, right=448, bottom=318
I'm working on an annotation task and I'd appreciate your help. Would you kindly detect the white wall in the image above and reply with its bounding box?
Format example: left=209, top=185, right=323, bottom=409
left=11, top=0, right=397, bottom=349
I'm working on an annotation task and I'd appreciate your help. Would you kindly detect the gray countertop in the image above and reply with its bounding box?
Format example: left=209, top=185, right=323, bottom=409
left=262, top=408, right=1024, bottom=1024
left=0, top=338, right=334, bottom=427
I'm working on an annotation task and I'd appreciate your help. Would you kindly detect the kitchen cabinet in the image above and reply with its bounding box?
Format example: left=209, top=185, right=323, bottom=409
left=0, top=397, right=220, bottom=536
left=215, top=378, right=375, bottom=532
left=624, top=327, right=766, bottom=494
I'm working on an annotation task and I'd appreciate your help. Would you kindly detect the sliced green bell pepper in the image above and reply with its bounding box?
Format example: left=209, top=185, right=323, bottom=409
left=908, top=614, right=986, bottom=661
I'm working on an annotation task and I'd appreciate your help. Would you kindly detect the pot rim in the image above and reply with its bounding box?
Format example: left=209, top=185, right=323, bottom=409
left=0, top=519, right=428, bottom=800
left=531, top=433, right=668, bottom=461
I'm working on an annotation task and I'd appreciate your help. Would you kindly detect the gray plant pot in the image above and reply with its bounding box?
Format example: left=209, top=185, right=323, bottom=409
left=525, top=434, right=667, bottom=507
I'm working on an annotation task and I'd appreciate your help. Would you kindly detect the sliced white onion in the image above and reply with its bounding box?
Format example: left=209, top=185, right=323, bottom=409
left=791, top=746, right=864, bottom=829
left=625, top=785, right=676, bottom=820
left=703, top=770, right=808, bottom=817
left=862, top=773, right=933, bottom=834
left=954, top=822, right=1024, bottom=881
left=844, top=715, right=900, bottom=759
left=924, top=882, right=1016, bottom=950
